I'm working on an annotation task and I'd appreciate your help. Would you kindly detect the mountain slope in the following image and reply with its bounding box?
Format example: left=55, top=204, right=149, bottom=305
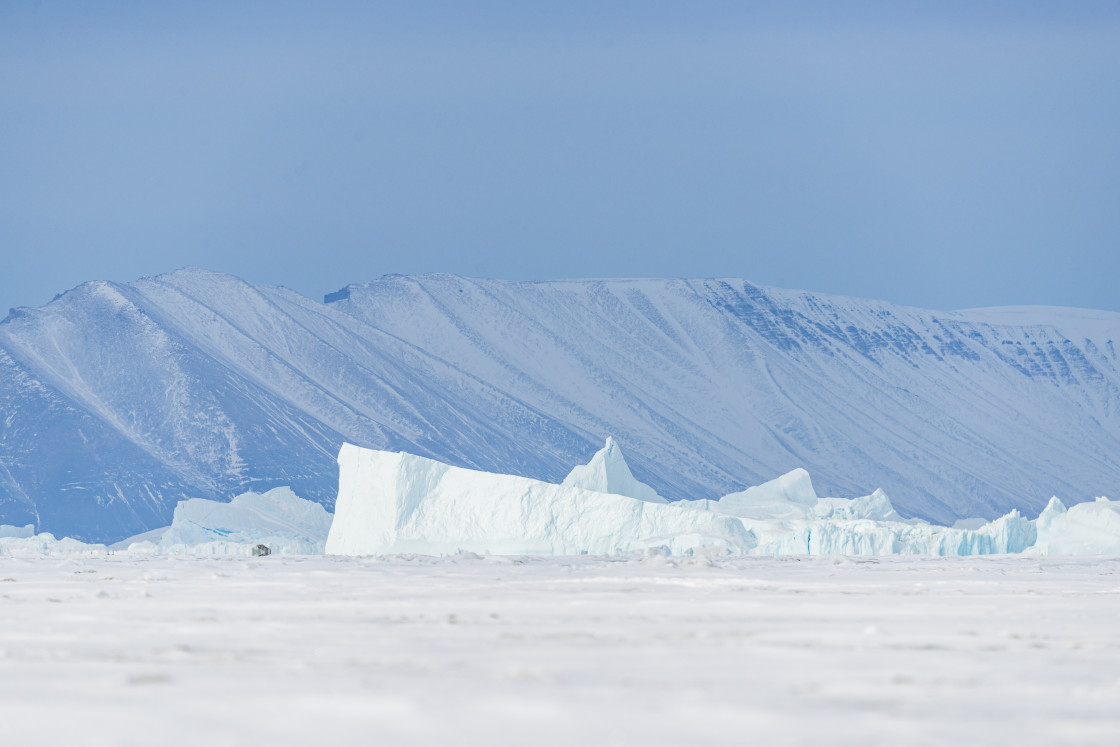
left=1, top=270, right=1117, bottom=542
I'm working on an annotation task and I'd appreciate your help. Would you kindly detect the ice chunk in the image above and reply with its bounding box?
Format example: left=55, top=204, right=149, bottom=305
left=326, top=444, right=754, bottom=556
left=813, top=489, right=906, bottom=522
left=561, top=437, right=667, bottom=503
left=711, top=468, right=818, bottom=520
left=159, top=486, right=332, bottom=555
left=1033, top=496, right=1120, bottom=555
left=747, top=509, right=1036, bottom=557
left=0, top=524, right=36, bottom=539
left=109, top=526, right=170, bottom=551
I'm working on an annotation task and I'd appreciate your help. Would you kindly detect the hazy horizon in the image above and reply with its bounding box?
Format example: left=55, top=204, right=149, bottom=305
left=3, top=2, right=1118, bottom=313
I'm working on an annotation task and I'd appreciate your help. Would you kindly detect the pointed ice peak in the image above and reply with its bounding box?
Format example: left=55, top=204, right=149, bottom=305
left=561, top=437, right=667, bottom=503
left=1035, top=496, right=1068, bottom=530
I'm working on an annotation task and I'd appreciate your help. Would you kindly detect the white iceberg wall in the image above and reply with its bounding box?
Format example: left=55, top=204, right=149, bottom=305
left=326, top=444, right=754, bottom=556
left=561, top=437, right=667, bottom=503
left=0, top=524, right=36, bottom=539
left=159, top=486, right=332, bottom=555
left=1033, top=496, right=1120, bottom=555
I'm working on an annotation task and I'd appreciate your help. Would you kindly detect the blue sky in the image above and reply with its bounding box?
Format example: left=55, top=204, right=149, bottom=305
left=2, top=1, right=1118, bottom=312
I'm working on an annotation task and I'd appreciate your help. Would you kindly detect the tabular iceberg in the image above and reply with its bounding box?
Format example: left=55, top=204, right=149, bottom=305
left=132, top=486, right=333, bottom=555
left=325, top=441, right=1048, bottom=557
left=325, top=443, right=753, bottom=556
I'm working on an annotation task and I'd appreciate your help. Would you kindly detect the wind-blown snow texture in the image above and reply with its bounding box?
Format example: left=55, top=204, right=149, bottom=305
left=2, top=269, right=1119, bottom=542
left=4, top=554, right=1119, bottom=747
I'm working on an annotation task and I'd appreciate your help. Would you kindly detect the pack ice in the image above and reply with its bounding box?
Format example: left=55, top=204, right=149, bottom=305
left=325, top=439, right=1067, bottom=557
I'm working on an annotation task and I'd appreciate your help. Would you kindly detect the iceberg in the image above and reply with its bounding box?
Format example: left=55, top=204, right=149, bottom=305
left=1032, top=496, right=1120, bottom=555
left=744, top=510, right=1035, bottom=557
left=2, top=488, right=330, bottom=557
left=680, top=470, right=1034, bottom=556
left=152, top=486, right=333, bottom=555
left=1, top=445, right=1109, bottom=559
left=325, top=444, right=754, bottom=556
left=0, top=524, right=36, bottom=539
left=325, top=443, right=1048, bottom=557
left=561, top=437, right=667, bottom=503
left=712, top=468, right=819, bottom=519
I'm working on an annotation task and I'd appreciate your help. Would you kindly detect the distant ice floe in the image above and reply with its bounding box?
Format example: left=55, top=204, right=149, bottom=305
left=1, top=487, right=331, bottom=558
left=3, top=438, right=1117, bottom=557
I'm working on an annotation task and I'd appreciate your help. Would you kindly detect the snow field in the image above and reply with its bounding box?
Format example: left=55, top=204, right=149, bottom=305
left=0, top=554, right=1118, bottom=746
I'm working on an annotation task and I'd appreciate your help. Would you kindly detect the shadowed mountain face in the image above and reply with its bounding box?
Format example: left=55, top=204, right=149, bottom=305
left=1, top=269, right=1118, bottom=542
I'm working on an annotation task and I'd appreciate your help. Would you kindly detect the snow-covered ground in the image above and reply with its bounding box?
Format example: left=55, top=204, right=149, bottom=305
left=1, top=553, right=1117, bottom=746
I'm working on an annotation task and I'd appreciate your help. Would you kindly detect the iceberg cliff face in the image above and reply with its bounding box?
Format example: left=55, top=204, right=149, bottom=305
left=325, top=444, right=754, bottom=556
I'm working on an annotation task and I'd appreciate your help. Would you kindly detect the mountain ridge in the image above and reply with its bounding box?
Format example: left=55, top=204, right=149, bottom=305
left=1, top=268, right=1117, bottom=542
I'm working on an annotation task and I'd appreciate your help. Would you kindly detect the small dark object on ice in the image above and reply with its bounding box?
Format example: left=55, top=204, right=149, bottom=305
left=252, top=544, right=271, bottom=557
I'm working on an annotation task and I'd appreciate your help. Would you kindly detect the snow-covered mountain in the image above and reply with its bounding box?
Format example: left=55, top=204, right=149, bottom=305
left=1, top=269, right=1117, bottom=542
